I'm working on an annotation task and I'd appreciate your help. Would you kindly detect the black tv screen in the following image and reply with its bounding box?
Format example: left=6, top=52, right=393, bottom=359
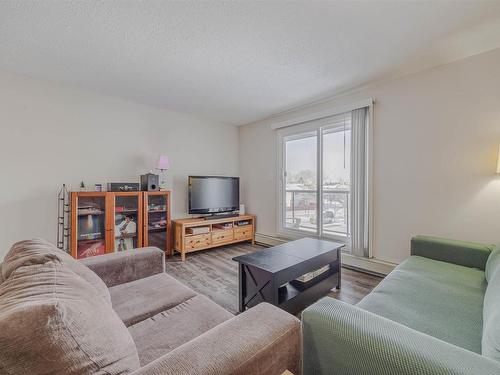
left=188, top=176, right=239, bottom=214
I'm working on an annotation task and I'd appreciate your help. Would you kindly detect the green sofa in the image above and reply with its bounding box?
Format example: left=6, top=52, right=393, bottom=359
left=302, top=235, right=500, bottom=375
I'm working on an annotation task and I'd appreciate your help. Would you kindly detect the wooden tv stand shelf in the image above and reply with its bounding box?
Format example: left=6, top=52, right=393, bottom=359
left=173, top=215, right=255, bottom=261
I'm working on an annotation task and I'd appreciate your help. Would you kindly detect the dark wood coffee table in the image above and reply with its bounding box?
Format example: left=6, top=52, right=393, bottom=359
left=233, top=238, right=343, bottom=315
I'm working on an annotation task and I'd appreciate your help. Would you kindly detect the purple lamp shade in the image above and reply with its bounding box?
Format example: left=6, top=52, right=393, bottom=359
left=156, top=155, right=170, bottom=170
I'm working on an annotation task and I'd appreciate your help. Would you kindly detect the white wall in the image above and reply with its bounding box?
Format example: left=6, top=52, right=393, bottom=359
left=0, top=72, right=239, bottom=259
left=239, top=48, right=500, bottom=264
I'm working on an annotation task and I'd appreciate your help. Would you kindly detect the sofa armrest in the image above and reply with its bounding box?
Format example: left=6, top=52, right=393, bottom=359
left=411, top=235, right=493, bottom=270
left=131, top=303, right=301, bottom=375
left=302, top=297, right=500, bottom=375
left=80, top=247, right=164, bottom=287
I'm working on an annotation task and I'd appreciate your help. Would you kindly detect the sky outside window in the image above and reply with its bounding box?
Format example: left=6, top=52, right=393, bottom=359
left=285, top=127, right=350, bottom=190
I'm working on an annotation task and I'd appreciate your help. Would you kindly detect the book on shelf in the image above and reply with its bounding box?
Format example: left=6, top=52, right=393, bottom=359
left=294, top=265, right=330, bottom=283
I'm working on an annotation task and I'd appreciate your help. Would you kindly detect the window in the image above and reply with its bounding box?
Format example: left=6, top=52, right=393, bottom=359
left=277, top=107, right=370, bottom=257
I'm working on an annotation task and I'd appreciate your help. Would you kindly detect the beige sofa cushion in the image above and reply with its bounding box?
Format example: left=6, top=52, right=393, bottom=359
left=1, top=238, right=111, bottom=304
left=0, top=241, right=140, bottom=374
left=109, top=273, right=197, bottom=327
left=129, top=294, right=233, bottom=365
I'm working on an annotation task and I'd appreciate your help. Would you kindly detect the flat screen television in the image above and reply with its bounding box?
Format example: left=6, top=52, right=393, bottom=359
left=188, top=176, right=239, bottom=215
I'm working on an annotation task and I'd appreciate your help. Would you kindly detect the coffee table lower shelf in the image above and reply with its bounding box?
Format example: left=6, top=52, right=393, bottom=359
left=278, top=267, right=339, bottom=312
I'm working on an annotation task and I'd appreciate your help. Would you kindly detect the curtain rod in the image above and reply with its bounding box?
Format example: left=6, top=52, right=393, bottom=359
left=270, top=98, right=374, bottom=130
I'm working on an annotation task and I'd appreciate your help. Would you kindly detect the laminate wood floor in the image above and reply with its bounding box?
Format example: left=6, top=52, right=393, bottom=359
left=328, top=267, right=382, bottom=305
left=165, top=243, right=383, bottom=314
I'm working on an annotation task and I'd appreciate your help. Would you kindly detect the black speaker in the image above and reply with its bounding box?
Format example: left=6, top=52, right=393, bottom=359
left=141, top=173, right=159, bottom=191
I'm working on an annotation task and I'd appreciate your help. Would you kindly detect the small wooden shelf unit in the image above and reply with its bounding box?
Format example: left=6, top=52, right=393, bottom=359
left=173, top=215, right=255, bottom=261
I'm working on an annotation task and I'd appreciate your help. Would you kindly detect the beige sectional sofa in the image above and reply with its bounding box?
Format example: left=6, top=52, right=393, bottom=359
left=0, top=239, right=301, bottom=375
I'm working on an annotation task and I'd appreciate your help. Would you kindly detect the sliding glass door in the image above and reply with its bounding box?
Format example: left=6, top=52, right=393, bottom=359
left=321, top=124, right=351, bottom=238
left=278, top=112, right=352, bottom=242
left=283, top=130, right=318, bottom=234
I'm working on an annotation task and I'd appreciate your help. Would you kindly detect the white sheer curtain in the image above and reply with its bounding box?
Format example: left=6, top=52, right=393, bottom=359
left=350, top=107, right=370, bottom=257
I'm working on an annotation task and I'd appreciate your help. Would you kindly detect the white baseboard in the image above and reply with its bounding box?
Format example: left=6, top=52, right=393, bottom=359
left=341, top=253, right=396, bottom=276
left=255, top=233, right=396, bottom=276
left=255, top=233, right=288, bottom=246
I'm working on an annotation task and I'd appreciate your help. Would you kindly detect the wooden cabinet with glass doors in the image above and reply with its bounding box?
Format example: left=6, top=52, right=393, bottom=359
left=70, top=191, right=170, bottom=259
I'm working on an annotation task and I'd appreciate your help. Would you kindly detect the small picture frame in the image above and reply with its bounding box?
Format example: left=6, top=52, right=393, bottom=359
left=95, top=184, right=102, bottom=192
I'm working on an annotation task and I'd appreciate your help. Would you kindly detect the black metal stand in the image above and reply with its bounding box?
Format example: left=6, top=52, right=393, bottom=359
left=57, top=184, right=70, bottom=253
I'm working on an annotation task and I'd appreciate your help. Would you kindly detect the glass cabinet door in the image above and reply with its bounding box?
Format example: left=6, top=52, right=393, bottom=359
left=112, top=194, right=141, bottom=252
left=75, top=195, right=107, bottom=259
left=145, top=193, right=169, bottom=252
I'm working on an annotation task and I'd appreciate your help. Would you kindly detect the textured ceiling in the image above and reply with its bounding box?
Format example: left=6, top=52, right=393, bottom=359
left=1, top=1, right=500, bottom=125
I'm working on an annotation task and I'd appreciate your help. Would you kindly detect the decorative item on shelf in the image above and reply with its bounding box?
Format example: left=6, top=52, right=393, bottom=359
left=239, top=204, right=245, bottom=215
left=141, top=173, right=159, bottom=191
left=148, top=218, right=167, bottom=230
left=148, top=202, right=166, bottom=211
left=115, top=214, right=137, bottom=252
left=155, top=155, right=170, bottom=191
left=79, top=181, right=86, bottom=192
left=95, top=184, right=102, bottom=192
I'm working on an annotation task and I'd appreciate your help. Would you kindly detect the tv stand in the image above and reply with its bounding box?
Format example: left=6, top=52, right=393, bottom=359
left=172, top=214, right=255, bottom=261
left=204, top=213, right=239, bottom=220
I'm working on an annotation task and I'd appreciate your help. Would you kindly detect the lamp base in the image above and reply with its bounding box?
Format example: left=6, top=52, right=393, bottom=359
left=159, top=170, right=168, bottom=191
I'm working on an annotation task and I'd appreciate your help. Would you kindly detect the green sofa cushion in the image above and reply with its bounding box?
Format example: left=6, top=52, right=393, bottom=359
left=357, top=256, right=486, bottom=353
left=485, top=246, right=500, bottom=282
left=483, top=253, right=500, bottom=362
left=411, top=235, right=493, bottom=270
